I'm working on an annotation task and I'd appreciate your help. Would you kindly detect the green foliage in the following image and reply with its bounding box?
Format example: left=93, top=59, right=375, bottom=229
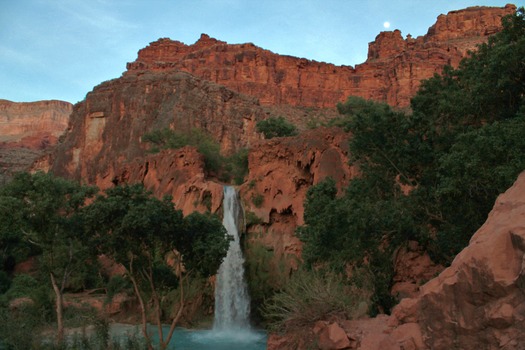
left=244, top=240, right=294, bottom=323
left=0, top=303, right=44, bottom=349
left=0, top=271, right=10, bottom=294
left=262, top=268, right=371, bottom=332
left=106, top=275, right=132, bottom=302
left=298, top=8, right=525, bottom=314
left=224, top=148, right=249, bottom=185
left=256, top=116, right=298, bottom=139
left=180, top=211, right=231, bottom=277
left=251, top=193, right=264, bottom=208
left=83, top=183, right=229, bottom=347
left=245, top=211, right=263, bottom=226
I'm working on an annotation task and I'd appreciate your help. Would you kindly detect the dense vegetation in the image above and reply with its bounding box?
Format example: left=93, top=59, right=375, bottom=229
left=256, top=116, right=298, bottom=139
left=288, top=7, right=525, bottom=315
left=0, top=172, right=229, bottom=349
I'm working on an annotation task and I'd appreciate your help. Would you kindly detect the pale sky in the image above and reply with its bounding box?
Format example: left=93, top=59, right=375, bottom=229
left=0, top=0, right=520, bottom=104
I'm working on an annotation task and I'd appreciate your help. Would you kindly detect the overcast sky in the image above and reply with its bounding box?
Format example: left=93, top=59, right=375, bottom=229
left=0, top=0, right=519, bottom=104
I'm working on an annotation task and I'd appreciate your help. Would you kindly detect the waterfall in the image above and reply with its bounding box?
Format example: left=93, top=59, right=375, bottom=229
left=213, top=186, right=251, bottom=330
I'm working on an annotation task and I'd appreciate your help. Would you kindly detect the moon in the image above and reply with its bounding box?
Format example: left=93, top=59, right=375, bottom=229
left=383, top=21, right=391, bottom=29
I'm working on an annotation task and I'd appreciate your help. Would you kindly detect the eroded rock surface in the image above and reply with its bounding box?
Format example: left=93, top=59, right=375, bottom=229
left=0, top=99, right=71, bottom=183
left=240, top=127, right=356, bottom=263
left=126, top=5, right=515, bottom=108
left=50, top=70, right=264, bottom=194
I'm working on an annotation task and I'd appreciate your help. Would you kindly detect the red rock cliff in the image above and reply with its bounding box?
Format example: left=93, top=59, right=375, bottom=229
left=0, top=99, right=71, bottom=147
left=0, top=99, right=71, bottom=183
left=50, top=70, right=265, bottom=208
left=240, top=127, right=356, bottom=262
left=125, top=5, right=515, bottom=108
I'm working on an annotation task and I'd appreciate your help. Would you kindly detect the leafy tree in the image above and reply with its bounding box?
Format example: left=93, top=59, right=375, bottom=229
left=297, top=7, right=525, bottom=313
left=0, top=171, right=97, bottom=344
left=84, top=184, right=229, bottom=350
left=256, top=116, right=298, bottom=139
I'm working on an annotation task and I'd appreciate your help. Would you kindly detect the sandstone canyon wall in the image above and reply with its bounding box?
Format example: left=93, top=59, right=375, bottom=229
left=125, top=5, right=515, bottom=108
left=48, top=3, right=517, bottom=277
left=0, top=99, right=71, bottom=183
left=50, top=70, right=265, bottom=210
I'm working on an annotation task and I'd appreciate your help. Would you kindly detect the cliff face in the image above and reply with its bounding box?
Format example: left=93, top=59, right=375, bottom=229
left=240, top=127, right=356, bottom=263
left=50, top=70, right=264, bottom=191
left=0, top=99, right=71, bottom=147
left=0, top=99, right=72, bottom=183
left=125, top=5, right=515, bottom=108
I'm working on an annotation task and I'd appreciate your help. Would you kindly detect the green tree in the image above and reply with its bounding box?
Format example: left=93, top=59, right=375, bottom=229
left=256, top=116, right=298, bottom=139
left=297, top=8, right=525, bottom=314
left=0, top=171, right=97, bottom=344
left=84, top=184, right=229, bottom=350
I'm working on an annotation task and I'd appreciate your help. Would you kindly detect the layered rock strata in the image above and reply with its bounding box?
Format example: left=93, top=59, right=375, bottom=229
left=126, top=5, right=515, bottom=108
left=50, top=70, right=264, bottom=191
left=0, top=99, right=71, bottom=183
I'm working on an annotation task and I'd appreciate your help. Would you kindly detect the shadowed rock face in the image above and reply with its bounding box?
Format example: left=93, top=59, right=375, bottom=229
left=240, top=127, right=356, bottom=263
left=50, top=70, right=265, bottom=191
left=125, top=5, right=515, bottom=108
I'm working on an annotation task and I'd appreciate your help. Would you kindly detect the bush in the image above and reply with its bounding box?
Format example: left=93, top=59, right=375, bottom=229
left=251, top=193, right=264, bottom=208
left=256, top=116, right=298, bottom=139
left=262, top=268, right=371, bottom=331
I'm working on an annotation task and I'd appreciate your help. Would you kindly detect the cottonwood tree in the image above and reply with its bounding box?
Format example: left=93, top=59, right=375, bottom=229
left=84, top=184, right=229, bottom=350
left=0, top=171, right=97, bottom=344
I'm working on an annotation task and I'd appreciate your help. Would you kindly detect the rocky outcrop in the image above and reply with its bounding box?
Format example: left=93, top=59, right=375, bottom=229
left=111, top=146, right=225, bottom=216
left=268, top=171, right=525, bottom=349
left=126, top=5, right=515, bottom=108
left=239, top=127, right=356, bottom=263
left=387, top=170, right=525, bottom=349
left=0, top=99, right=71, bottom=184
left=50, top=70, right=265, bottom=192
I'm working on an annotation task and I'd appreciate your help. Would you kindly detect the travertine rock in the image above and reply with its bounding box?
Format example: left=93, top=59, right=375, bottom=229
left=239, top=127, right=356, bottom=263
left=126, top=5, right=515, bottom=108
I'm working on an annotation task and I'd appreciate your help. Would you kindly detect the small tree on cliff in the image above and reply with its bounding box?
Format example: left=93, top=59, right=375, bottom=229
left=84, top=184, right=229, bottom=350
left=0, top=171, right=98, bottom=344
left=256, top=116, right=298, bottom=139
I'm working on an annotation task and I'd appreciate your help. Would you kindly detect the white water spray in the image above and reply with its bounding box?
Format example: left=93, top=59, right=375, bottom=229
left=213, top=186, right=251, bottom=331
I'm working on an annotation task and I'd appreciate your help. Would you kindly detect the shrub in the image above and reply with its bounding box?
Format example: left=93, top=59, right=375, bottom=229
left=256, top=116, right=298, bottom=139
left=262, top=268, right=371, bottom=331
left=251, top=193, right=264, bottom=208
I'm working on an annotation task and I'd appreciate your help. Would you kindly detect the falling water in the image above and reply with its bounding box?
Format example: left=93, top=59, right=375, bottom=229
left=213, top=186, right=251, bottom=330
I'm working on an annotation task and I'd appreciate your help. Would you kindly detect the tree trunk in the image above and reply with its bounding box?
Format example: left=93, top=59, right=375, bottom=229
left=50, top=273, right=64, bottom=345
left=162, top=260, right=186, bottom=349
left=146, top=265, right=164, bottom=345
left=129, top=269, right=153, bottom=350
